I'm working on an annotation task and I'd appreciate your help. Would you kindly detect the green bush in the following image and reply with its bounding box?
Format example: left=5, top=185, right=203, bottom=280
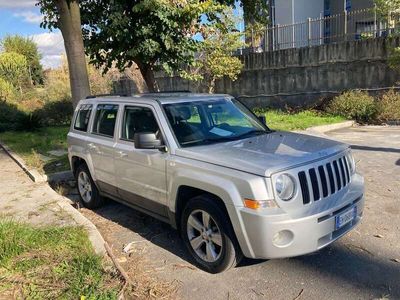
left=377, top=89, right=400, bottom=122
left=0, top=78, right=16, bottom=101
left=0, top=101, right=26, bottom=132
left=33, top=98, right=74, bottom=127
left=328, top=90, right=378, bottom=123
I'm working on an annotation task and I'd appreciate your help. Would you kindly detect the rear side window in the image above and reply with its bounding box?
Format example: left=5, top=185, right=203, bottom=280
left=74, top=104, right=92, bottom=132
left=92, top=104, right=119, bottom=137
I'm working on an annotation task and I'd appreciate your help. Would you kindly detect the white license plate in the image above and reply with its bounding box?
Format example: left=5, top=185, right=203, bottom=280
left=335, top=207, right=357, bottom=230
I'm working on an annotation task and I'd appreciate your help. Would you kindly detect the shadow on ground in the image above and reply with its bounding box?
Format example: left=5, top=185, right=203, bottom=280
left=80, top=198, right=400, bottom=298
left=351, top=144, right=400, bottom=154
left=294, top=245, right=400, bottom=298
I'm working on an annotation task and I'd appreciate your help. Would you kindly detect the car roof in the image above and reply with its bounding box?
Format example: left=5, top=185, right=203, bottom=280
left=79, top=92, right=231, bottom=105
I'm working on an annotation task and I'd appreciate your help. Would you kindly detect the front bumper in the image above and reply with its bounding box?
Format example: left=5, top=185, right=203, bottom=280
left=238, top=194, right=364, bottom=259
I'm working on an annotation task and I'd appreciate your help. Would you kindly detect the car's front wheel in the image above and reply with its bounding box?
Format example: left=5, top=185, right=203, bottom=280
left=75, top=164, right=104, bottom=209
left=181, top=195, right=242, bottom=273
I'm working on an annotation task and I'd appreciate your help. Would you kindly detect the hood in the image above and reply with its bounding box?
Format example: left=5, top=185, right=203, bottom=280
left=175, top=131, right=348, bottom=177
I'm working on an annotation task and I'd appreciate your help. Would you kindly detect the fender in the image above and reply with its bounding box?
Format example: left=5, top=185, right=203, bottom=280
left=167, top=168, right=256, bottom=257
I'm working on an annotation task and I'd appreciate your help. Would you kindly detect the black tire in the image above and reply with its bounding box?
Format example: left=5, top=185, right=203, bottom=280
left=75, top=164, right=104, bottom=209
left=180, top=195, right=243, bottom=273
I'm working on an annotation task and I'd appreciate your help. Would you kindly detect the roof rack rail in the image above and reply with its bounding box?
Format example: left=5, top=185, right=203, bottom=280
left=142, top=90, right=192, bottom=94
left=86, top=93, right=128, bottom=99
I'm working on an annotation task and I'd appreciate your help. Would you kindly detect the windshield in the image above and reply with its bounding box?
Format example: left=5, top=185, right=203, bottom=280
left=163, top=98, right=269, bottom=147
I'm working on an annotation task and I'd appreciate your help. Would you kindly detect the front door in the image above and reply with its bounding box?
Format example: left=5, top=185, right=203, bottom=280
left=114, top=104, right=168, bottom=217
left=87, top=103, right=119, bottom=195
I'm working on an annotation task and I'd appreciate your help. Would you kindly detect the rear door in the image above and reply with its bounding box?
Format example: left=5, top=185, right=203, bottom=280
left=114, top=104, right=169, bottom=217
left=87, top=103, right=119, bottom=196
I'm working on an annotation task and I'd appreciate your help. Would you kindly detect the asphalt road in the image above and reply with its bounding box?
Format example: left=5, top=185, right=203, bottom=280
left=76, top=126, right=400, bottom=300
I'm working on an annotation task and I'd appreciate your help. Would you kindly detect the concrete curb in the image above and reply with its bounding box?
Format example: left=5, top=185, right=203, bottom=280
left=0, top=142, right=74, bottom=183
left=0, top=141, right=106, bottom=255
left=0, top=142, right=47, bottom=183
left=305, top=120, right=356, bottom=134
left=55, top=195, right=106, bottom=255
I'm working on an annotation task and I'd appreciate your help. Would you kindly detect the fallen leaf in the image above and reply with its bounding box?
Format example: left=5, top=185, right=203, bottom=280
left=373, top=234, right=384, bottom=238
left=390, top=258, right=400, bottom=263
left=172, top=263, right=196, bottom=270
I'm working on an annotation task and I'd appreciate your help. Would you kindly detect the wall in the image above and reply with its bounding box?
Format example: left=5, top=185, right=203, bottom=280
left=274, top=0, right=294, bottom=26
left=151, top=37, right=400, bottom=109
left=294, top=0, right=324, bottom=23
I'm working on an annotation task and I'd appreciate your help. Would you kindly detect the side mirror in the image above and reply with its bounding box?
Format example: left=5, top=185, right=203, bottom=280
left=258, top=115, right=267, bottom=125
left=134, top=132, right=165, bottom=150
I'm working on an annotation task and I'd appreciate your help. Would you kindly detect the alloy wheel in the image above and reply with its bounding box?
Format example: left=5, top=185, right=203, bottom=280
left=77, top=171, right=92, bottom=203
left=186, top=209, right=223, bottom=262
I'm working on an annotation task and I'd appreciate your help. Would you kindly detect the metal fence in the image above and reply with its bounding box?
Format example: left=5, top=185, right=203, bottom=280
left=244, top=7, right=400, bottom=53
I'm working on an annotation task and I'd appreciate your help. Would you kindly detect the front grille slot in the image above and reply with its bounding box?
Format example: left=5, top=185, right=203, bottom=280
left=318, top=166, right=328, bottom=198
left=326, top=163, right=335, bottom=193
left=333, top=160, right=342, bottom=190
left=338, top=158, right=347, bottom=185
left=298, top=171, right=310, bottom=204
left=309, top=168, right=320, bottom=201
left=297, top=154, right=351, bottom=205
left=343, top=156, right=351, bottom=183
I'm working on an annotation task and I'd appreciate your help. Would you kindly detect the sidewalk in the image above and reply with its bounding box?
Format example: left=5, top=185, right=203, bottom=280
left=0, top=147, right=105, bottom=254
left=0, top=147, right=77, bottom=226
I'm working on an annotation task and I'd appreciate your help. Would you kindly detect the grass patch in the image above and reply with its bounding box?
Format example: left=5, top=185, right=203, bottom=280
left=0, top=126, right=70, bottom=174
left=0, top=220, right=120, bottom=299
left=256, top=110, right=346, bottom=131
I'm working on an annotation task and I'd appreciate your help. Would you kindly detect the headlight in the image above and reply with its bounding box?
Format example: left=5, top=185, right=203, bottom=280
left=275, top=174, right=296, bottom=201
left=346, top=151, right=356, bottom=174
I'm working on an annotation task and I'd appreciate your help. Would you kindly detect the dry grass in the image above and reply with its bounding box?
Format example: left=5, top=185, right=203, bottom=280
left=80, top=207, right=180, bottom=299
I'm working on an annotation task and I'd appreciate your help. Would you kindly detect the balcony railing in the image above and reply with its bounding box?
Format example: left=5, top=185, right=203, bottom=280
left=241, top=7, right=400, bottom=54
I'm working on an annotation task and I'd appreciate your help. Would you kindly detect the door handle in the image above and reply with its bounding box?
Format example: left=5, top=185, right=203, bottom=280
left=117, top=151, right=128, bottom=158
left=88, top=143, right=97, bottom=149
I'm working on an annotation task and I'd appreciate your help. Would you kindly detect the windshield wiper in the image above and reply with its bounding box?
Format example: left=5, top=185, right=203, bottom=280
left=234, top=130, right=268, bottom=140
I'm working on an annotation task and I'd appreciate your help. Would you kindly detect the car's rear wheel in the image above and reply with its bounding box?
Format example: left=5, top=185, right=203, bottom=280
left=181, top=195, right=242, bottom=273
left=76, top=164, right=104, bottom=209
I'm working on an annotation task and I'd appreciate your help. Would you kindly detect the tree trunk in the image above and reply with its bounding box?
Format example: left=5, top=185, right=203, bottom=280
left=137, top=63, right=158, bottom=93
left=56, top=0, right=90, bottom=108
left=208, top=78, right=215, bottom=94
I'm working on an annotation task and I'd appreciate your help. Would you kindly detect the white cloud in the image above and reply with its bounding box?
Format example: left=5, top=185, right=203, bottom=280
left=14, top=11, right=43, bottom=24
left=31, top=32, right=65, bottom=69
left=0, top=0, right=36, bottom=8
left=41, top=54, right=63, bottom=69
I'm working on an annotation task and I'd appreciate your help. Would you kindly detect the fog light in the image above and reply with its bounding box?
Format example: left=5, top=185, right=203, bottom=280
left=272, top=230, right=294, bottom=247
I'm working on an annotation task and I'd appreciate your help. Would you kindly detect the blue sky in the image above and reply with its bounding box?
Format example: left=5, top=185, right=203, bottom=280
left=0, top=0, right=66, bottom=69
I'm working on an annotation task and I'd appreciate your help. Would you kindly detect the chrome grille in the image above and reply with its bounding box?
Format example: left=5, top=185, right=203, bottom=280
left=298, top=155, right=351, bottom=205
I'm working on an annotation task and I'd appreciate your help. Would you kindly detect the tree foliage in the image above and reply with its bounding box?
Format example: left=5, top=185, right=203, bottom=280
left=1, top=35, right=44, bottom=85
left=374, top=0, right=400, bottom=17
left=0, top=52, right=28, bottom=91
left=180, top=9, right=244, bottom=93
left=0, top=78, right=16, bottom=101
left=38, top=0, right=230, bottom=92
left=80, top=0, right=227, bottom=91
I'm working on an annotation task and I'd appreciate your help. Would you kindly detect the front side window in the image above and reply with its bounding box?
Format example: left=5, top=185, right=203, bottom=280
left=92, top=104, right=119, bottom=137
left=74, top=104, right=92, bottom=131
left=163, top=98, right=269, bottom=147
left=122, top=106, right=160, bottom=141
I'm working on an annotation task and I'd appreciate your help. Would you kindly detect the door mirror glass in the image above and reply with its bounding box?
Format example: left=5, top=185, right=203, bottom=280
left=134, top=132, right=163, bottom=149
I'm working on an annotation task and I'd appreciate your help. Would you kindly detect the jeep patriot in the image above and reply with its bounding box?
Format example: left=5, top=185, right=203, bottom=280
left=68, top=93, right=365, bottom=273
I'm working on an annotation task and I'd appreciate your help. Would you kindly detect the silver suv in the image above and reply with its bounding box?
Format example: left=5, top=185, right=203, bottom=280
left=68, top=93, right=365, bottom=273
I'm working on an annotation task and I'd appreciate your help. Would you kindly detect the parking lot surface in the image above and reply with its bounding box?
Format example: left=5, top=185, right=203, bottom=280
left=78, top=126, right=400, bottom=300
